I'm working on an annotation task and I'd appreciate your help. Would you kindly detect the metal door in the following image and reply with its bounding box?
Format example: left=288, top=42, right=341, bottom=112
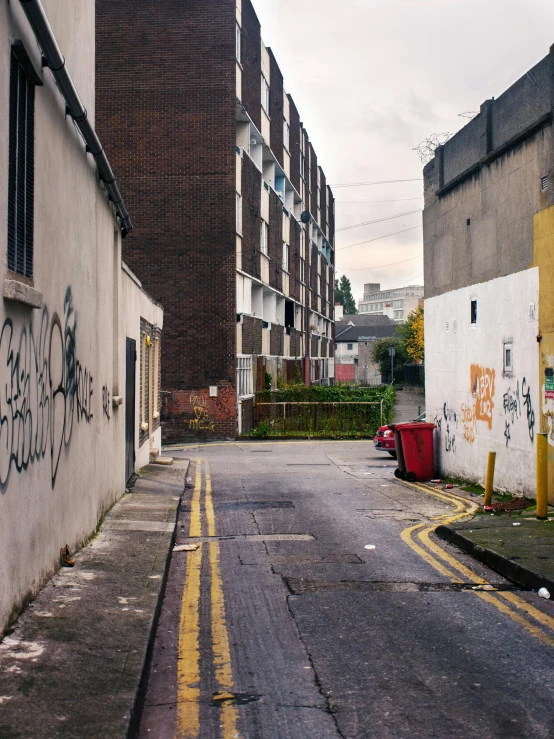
left=125, top=338, right=136, bottom=483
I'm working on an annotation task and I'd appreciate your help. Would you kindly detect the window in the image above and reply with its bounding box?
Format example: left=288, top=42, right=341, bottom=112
left=300, top=257, right=305, bottom=283
left=503, top=342, right=513, bottom=373
left=393, top=299, right=403, bottom=309
left=471, top=299, right=477, bottom=324
left=237, top=356, right=253, bottom=398
left=261, top=75, right=270, bottom=114
left=347, top=343, right=353, bottom=350
left=260, top=220, right=268, bottom=255
left=283, top=120, right=290, bottom=151
left=393, top=310, right=403, bottom=320
left=236, top=192, right=242, bottom=234
left=541, top=175, right=548, bottom=192
left=8, top=47, right=36, bottom=278
left=282, top=242, right=289, bottom=272
left=235, top=22, right=241, bottom=63
left=140, top=333, right=149, bottom=431
left=153, top=338, right=160, bottom=418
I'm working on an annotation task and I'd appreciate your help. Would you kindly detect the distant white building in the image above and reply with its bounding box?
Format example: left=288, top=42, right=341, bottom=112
left=358, top=283, right=423, bottom=323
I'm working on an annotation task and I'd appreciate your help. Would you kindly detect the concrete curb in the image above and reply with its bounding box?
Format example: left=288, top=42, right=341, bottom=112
left=436, top=524, right=554, bottom=593
left=127, top=459, right=190, bottom=739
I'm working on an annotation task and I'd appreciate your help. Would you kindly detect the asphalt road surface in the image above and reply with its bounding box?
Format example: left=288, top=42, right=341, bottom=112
left=137, top=441, right=554, bottom=739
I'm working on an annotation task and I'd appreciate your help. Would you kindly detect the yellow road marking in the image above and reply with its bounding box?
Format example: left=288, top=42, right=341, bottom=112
left=204, top=468, right=241, bottom=739
left=401, top=523, right=463, bottom=581
left=176, top=461, right=203, bottom=739
left=473, top=590, right=554, bottom=646
left=399, top=480, right=554, bottom=647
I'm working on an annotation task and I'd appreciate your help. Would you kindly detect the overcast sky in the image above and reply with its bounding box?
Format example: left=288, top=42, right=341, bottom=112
left=252, top=0, right=554, bottom=305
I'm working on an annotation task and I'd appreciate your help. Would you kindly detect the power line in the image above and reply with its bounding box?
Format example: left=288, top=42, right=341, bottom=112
left=330, top=178, right=422, bottom=188
left=336, top=224, right=422, bottom=251
left=337, top=209, right=421, bottom=233
left=336, top=197, right=423, bottom=204
left=339, top=254, right=422, bottom=271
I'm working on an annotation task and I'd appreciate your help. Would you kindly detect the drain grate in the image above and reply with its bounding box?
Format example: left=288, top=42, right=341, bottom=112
left=216, top=501, right=295, bottom=511
left=285, top=579, right=520, bottom=595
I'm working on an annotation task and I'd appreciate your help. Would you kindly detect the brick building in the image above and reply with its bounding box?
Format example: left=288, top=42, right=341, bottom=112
left=95, top=0, right=335, bottom=440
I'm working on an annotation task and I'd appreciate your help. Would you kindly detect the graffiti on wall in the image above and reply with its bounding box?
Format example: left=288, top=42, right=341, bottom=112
left=102, top=385, right=111, bottom=421
left=470, top=364, right=495, bottom=429
left=460, top=403, right=476, bottom=443
left=188, top=395, right=215, bottom=432
left=0, top=287, right=95, bottom=488
left=521, top=378, right=535, bottom=442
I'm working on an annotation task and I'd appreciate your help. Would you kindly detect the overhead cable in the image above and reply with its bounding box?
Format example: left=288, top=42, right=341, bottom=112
left=336, top=224, right=422, bottom=251
left=337, top=209, right=421, bottom=233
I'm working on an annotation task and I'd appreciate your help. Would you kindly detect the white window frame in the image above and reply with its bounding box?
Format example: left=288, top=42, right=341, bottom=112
left=261, top=74, right=270, bottom=114
left=153, top=337, right=160, bottom=419
left=237, top=356, right=253, bottom=398
left=260, top=220, right=269, bottom=255
left=236, top=191, right=242, bottom=234
left=236, top=22, right=241, bottom=64
left=503, top=341, right=513, bottom=373
left=283, top=120, right=290, bottom=151
left=282, top=241, right=289, bottom=272
left=140, top=333, right=148, bottom=431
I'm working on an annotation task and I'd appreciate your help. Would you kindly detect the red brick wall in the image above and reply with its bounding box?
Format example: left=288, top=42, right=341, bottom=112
left=288, top=96, right=301, bottom=192
left=96, top=0, right=237, bottom=442
left=268, top=50, right=284, bottom=168
left=241, top=155, right=262, bottom=279
left=242, top=315, right=262, bottom=355
left=268, top=191, right=283, bottom=292
left=241, top=0, right=261, bottom=129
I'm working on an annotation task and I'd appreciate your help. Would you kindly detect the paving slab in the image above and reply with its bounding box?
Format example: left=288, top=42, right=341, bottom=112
left=0, top=460, right=188, bottom=739
left=437, top=516, right=554, bottom=592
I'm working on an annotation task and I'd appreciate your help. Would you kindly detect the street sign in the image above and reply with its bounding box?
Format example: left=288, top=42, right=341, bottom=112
left=388, top=347, right=396, bottom=357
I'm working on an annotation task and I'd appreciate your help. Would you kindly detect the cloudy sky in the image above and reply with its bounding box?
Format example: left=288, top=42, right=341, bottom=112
left=252, top=0, right=554, bottom=305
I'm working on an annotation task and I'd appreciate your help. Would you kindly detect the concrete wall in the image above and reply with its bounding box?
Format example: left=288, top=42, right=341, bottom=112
left=424, top=45, right=554, bottom=301
left=0, top=1, right=162, bottom=634
left=425, top=268, right=539, bottom=496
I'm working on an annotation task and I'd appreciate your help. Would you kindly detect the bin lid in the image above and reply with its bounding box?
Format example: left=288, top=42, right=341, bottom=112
left=391, top=422, right=436, bottom=431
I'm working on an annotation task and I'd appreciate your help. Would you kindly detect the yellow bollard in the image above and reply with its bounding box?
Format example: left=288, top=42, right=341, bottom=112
left=536, top=433, right=548, bottom=520
left=483, top=451, right=496, bottom=506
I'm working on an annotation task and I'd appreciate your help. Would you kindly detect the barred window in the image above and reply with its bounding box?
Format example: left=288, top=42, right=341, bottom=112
left=8, top=47, right=36, bottom=278
left=237, top=356, right=253, bottom=398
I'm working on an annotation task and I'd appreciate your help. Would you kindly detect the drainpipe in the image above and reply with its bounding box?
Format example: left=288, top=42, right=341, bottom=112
left=18, top=0, right=132, bottom=237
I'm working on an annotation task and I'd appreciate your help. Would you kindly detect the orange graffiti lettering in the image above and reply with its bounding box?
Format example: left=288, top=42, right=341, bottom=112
left=470, top=364, right=495, bottom=430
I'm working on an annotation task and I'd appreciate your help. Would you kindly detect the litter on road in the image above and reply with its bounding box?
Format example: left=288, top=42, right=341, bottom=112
left=364, top=544, right=376, bottom=550
left=538, top=588, right=551, bottom=600
left=173, top=544, right=200, bottom=552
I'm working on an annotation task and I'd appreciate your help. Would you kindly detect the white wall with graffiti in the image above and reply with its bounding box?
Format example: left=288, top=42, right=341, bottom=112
left=0, top=1, right=163, bottom=634
left=425, top=267, right=539, bottom=496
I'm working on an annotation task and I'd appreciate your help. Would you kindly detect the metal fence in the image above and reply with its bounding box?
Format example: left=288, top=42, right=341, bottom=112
left=248, top=401, right=384, bottom=439
left=404, top=363, right=425, bottom=387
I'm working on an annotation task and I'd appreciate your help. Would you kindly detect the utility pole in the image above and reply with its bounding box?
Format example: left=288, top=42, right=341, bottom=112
left=388, top=345, right=395, bottom=384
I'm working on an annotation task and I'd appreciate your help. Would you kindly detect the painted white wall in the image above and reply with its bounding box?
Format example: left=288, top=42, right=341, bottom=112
left=425, top=268, right=539, bottom=496
left=121, top=265, right=163, bottom=471
left=0, top=1, right=162, bottom=633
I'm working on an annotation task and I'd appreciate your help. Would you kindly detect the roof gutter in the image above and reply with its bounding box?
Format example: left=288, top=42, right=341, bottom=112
left=18, top=0, right=132, bottom=237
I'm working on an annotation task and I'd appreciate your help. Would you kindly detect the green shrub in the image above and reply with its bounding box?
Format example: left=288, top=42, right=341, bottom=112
left=252, top=419, right=270, bottom=438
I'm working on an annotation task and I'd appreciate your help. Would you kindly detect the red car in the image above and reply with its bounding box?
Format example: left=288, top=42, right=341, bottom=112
left=374, top=413, right=426, bottom=459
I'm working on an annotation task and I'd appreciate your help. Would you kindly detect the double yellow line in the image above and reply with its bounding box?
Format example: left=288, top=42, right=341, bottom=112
left=401, top=481, right=554, bottom=646
left=176, top=459, right=240, bottom=739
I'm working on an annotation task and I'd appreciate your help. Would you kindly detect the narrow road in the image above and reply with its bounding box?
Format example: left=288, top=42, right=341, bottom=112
left=138, top=441, right=554, bottom=739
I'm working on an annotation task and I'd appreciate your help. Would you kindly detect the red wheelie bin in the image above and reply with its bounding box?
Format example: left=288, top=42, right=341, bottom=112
left=391, top=422, right=436, bottom=482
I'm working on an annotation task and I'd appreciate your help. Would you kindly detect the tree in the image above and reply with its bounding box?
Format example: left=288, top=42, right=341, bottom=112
left=334, top=275, right=357, bottom=315
left=371, top=336, right=409, bottom=384
left=398, top=304, right=424, bottom=363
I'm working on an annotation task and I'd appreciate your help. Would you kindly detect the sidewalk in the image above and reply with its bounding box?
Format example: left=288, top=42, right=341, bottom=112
left=437, top=513, right=554, bottom=594
left=0, top=460, right=189, bottom=739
